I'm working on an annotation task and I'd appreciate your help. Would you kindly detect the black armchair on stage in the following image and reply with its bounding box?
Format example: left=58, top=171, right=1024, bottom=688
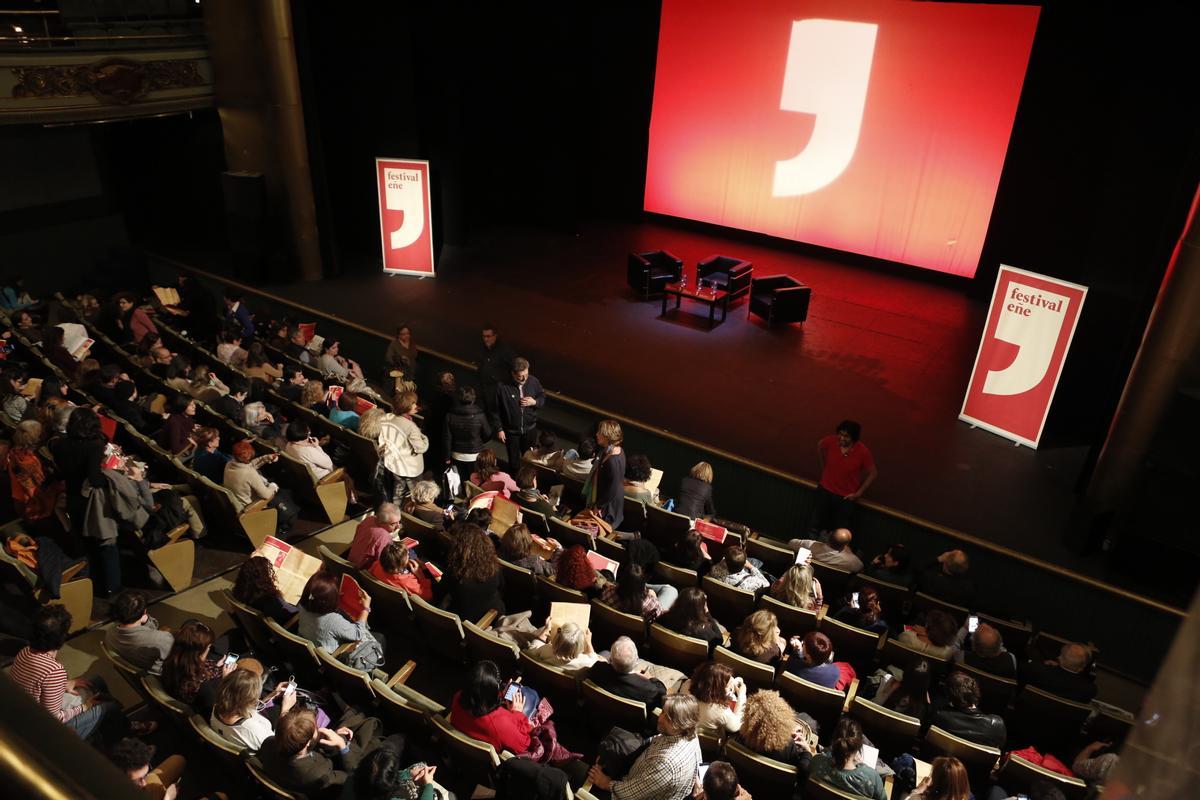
left=748, top=274, right=811, bottom=326
left=628, top=250, right=684, bottom=299
left=697, top=254, right=754, bottom=299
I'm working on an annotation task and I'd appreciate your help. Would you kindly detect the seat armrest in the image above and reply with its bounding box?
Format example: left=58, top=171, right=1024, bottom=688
left=333, top=640, right=358, bottom=658
left=728, top=260, right=753, bottom=278
left=477, top=608, right=500, bottom=628
left=387, top=659, right=417, bottom=688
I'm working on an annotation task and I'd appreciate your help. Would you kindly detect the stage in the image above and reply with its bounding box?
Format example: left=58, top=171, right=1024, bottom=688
left=226, top=219, right=1098, bottom=580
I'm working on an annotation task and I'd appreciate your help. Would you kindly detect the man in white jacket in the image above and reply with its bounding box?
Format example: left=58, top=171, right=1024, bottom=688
left=378, top=391, right=428, bottom=503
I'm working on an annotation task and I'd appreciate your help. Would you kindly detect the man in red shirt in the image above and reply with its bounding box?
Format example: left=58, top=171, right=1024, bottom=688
left=811, top=420, right=877, bottom=533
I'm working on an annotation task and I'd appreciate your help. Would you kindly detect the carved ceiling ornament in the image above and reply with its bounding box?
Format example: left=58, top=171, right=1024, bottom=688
left=11, top=57, right=205, bottom=104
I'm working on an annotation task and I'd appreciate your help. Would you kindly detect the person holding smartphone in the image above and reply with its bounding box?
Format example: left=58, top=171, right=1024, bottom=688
left=449, top=661, right=534, bottom=755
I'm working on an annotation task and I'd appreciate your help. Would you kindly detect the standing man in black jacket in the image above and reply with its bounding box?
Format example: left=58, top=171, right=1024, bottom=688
left=476, top=323, right=516, bottom=415
left=491, top=356, right=545, bottom=472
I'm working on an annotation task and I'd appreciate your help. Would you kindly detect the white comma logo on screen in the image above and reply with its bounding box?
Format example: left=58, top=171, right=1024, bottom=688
left=773, top=19, right=878, bottom=197
left=385, top=169, right=424, bottom=250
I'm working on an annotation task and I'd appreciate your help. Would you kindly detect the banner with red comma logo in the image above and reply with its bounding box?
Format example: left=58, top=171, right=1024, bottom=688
left=375, top=157, right=434, bottom=277
left=960, top=265, right=1087, bottom=448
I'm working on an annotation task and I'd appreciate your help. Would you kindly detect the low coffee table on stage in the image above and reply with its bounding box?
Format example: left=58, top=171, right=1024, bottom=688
left=661, top=282, right=730, bottom=329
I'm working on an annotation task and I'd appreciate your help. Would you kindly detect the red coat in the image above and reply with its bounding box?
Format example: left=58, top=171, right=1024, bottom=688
left=449, top=691, right=531, bottom=754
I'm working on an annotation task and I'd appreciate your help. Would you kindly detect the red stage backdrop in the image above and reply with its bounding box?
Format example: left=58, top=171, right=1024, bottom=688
left=375, top=157, right=434, bottom=276
left=644, top=0, right=1040, bottom=278
left=960, top=265, right=1087, bottom=448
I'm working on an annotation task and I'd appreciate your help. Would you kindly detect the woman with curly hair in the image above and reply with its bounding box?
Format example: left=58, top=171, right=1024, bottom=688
left=733, top=609, right=788, bottom=666
left=435, top=522, right=505, bottom=621
left=300, top=379, right=327, bottom=414
left=681, top=661, right=745, bottom=735
left=739, top=689, right=815, bottom=773
left=770, top=563, right=823, bottom=612
left=161, top=620, right=232, bottom=715
left=232, top=555, right=299, bottom=625
left=555, top=544, right=603, bottom=596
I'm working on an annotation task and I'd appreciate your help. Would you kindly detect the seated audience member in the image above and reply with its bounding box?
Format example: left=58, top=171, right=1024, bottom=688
left=450, top=660, right=532, bottom=754
left=916, top=550, right=976, bottom=608
left=348, top=502, right=402, bottom=569
left=346, top=744, right=440, bottom=800
left=1022, top=642, right=1097, bottom=702
left=783, top=631, right=852, bottom=690
left=658, top=587, right=725, bottom=649
left=368, top=541, right=434, bottom=601
left=163, top=357, right=193, bottom=394
left=623, top=453, right=658, bottom=505
left=8, top=419, right=61, bottom=525
left=297, top=570, right=383, bottom=671
left=105, top=590, right=174, bottom=675
left=787, top=528, right=863, bottom=574
left=108, top=738, right=185, bottom=800
left=526, top=621, right=602, bottom=675
left=931, top=672, right=1006, bottom=749
left=770, top=563, right=823, bottom=612
left=187, top=363, right=229, bottom=402
left=1072, top=741, right=1120, bottom=786
left=733, top=610, right=787, bottom=666
left=556, top=543, right=604, bottom=595
left=559, top=435, right=596, bottom=479
left=115, top=291, right=158, bottom=344
left=682, top=661, right=746, bottom=736
left=159, top=395, right=197, bottom=455
left=1, top=275, right=37, bottom=312
left=513, top=466, right=560, bottom=517
left=161, top=620, right=232, bottom=715
left=697, top=760, right=752, bottom=800
left=13, top=605, right=151, bottom=739
left=317, top=339, right=363, bottom=381
left=670, top=530, right=711, bottom=574
left=211, top=376, right=248, bottom=422
left=267, top=320, right=292, bottom=352
left=498, top=523, right=559, bottom=576
left=244, top=342, right=283, bottom=383
left=808, top=718, right=886, bottom=800
left=285, top=327, right=314, bottom=365
left=329, top=391, right=361, bottom=430
left=602, top=561, right=674, bottom=623
left=191, top=426, right=232, bottom=485
left=210, top=666, right=296, bottom=752
left=223, top=292, right=255, bottom=339
left=875, top=659, right=932, bottom=720
left=587, top=694, right=702, bottom=799
left=146, top=346, right=175, bottom=379
left=42, top=325, right=80, bottom=380
left=258, top=707, right=384, bottom=799
left=2, top=365, right=31, bottom=422
left=709, top=546, right=770, bottom=593
left=89, top=364, right=124, bottom=407
left=676, top=460, right=716, bottom=519
left=11, top=308, right=37, bottom=332
left=435, top=523, right=506, bottom=621
left=233, top=555, right=301, bottom=624
left=957, top=622, right=1017, bottom=677
left=908, top=756, right=970, bottom=800
left=403, top=479, right=447, bottom=527
left=278, top=366, right=309, bottom=404
left=588, top=636, right=669, bottom=710
left=285, top=419, right=335, bottom=481
left=897, top=608, right=959, bottom=660
left=223, top=441, right=293, bottom=528
left=216, top=328, right=248, bottom=369
left=444, top=385, right=493, bottom=482
left=832, top=586, right=888, bottom=634
left=302, top=378, right=329, bottom=413
left=523, top=429, right=565, bottom=471
left=471, top=448, right=518, bottom=496
left=739, top=689, right=816, bottom=772
left=109, top=380, right=162, bottom=433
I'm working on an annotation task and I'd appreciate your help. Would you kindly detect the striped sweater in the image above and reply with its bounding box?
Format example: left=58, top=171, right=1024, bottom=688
left=10, top=646, right=82, bottom=722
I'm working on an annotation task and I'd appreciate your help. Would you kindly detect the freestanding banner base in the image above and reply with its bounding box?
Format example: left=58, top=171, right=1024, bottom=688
left=960, top=264, right=1087, bottom=448
left=375, top=157, right=434, bottom=277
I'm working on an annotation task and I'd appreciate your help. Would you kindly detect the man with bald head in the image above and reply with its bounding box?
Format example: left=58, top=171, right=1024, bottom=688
left=1023, top=642, right=1097, bottom=702
left=916, top=548, right=976, bottom=608
left=955, top=622, right=1017, bottom=677
left=787, top=527, right=864, bottom=573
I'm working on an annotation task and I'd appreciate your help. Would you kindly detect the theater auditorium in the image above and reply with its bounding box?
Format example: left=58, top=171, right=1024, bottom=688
left=0, top=1, right=1196, bottom=799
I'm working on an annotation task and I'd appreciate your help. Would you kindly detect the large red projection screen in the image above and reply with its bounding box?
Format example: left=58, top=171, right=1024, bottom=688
left=644, top=0, right=1040, bottom=278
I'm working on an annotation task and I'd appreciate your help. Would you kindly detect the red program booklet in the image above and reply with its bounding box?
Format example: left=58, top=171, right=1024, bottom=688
left=585, top=550, right=619, bottom=575
left=424, top=562, right=444, bottom=580
left=693, top=519, right=728, bottom=543
left=298, top=322, right=316, bottom=343
left=338, top=574, right=366, bottom=619
left=400, top=537, right=419, bottom=550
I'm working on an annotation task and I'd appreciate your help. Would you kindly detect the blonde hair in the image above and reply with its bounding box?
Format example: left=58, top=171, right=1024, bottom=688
left=774, top=564, right=818, bottom=611
left=734, top=610, right=778, bottom=658
left=301, top=380, right=325, bottom=407
left=358, top=407, right=386, bottom=440
left=689, top=462, right=713, bottom=483
left=214, top=667, right=263, bottom=719
left=741, top=690, right=798, bottom=753
left=551, top=622, right=585, bottom=661
left=13, top=420, right=43, bottom=448
left=596, top=419, right=623, bottom=446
